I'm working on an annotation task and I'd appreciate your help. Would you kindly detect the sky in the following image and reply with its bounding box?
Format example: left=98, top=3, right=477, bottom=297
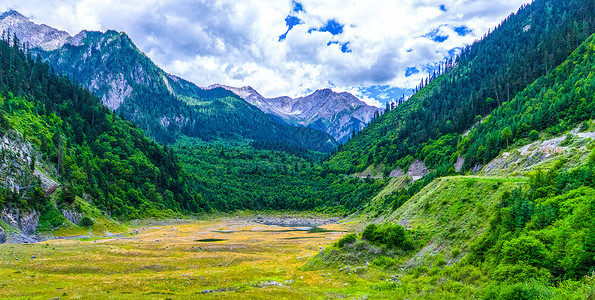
left=2, top=0, right=530, bottom=107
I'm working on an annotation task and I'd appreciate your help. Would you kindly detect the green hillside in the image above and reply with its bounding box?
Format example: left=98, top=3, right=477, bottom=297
left=329, top=0, right=595, bottom=176
left=0, top=37, right=205, bottom=226
left=310, top=24, right=595, bottom=300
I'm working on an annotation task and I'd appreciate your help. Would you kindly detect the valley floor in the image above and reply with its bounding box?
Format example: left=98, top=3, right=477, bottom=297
left=0, top=217, right=400, bottom=299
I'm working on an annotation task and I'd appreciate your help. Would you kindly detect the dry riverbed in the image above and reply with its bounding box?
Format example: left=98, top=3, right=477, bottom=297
left=0, top=217, right=390, bottom=299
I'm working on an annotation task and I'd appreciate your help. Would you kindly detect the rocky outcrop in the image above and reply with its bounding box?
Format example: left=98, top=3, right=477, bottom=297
left=210, top=85, right=381, bottom=143
left=482, top=128, right=595, bottom=176
left=0, top=226, right=5, bottom=244
left=1, top=207, right=40, bottom=235
left=454, top=156, right=465, bottom=173
left=390, top=168, right=404, bottom=177
left=0, top=10, right=70, bottom=51
left=1, top=131, right=41, bottom=193
left=407, top=160, right=429, bottom=181
left=1, top=130, right=58, bottom=196
left=61, top=208, right=83, bottom=225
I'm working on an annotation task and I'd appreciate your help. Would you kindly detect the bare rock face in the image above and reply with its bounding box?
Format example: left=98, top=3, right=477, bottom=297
left=0, top=131, right=43, bottom=193
left=61, top=208, right=83, bottom=225
left=455, top=156, right=465, bottom=173
left=0, top=10, right=71, bottom=51
left=407, top=160, right=429, bottom=181
left=1, top=207, right=40, bottom=235
left=210, top=85, right=382, bottom=143
left=0, top=226, right=5, bottom=244
left=390, top=168, right=404, bottom=177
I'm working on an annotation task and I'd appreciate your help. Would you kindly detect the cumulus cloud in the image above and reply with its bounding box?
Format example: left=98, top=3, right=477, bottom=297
left=2, top=0, right=530, bottom=106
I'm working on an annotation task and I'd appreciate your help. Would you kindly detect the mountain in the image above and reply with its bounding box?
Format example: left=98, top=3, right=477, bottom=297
left=312, top=0, right=595, bottom=296
left=0, top=10, right=69, bottom=51
left=210, top=84, right=381, bottom=143
left=0, top=36, right=207, bottom=241
left=0, top=11, right=336, bottom=154
left=329, top=0, right=595, bottom=175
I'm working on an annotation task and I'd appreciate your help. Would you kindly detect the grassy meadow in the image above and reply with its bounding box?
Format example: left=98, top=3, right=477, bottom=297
left=0, top=219, right=405, bottom=299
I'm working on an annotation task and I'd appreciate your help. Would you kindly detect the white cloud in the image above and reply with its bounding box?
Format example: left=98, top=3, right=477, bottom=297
left=1, top=0, right=530, bottom=103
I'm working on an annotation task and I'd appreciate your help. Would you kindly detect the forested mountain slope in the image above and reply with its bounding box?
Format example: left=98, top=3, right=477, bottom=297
left=0, top=11, right=337, bottom=153
left=313, top=23, right=595, bottom=298
left=0, top=36, right=386, bottom=228
left=38, top=30, right=336, bottom=153
left=0, top=37, right=206, bottom=241
left=329, top=0, right=595, bottom=175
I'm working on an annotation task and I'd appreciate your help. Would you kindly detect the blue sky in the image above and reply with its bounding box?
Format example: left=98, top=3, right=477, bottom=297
left=2, top=0, right=530, bottom=107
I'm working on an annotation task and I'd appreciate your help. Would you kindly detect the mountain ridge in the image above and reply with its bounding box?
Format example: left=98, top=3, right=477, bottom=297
left=208, top=84, right=381, bottom=143
left=0, top=11, right=337, bottom=153
left=0, top=10, right=70, bottom=51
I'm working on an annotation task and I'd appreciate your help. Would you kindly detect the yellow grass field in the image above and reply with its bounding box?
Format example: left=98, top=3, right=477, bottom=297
left=0, top=218, right=394, bottom=299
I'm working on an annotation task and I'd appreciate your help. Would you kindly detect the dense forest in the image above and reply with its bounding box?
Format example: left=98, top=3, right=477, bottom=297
left=329, top=0, right=595, bottom=175
left=174, top=138, right=385, bottom=213
left=0, top=36, right=206, bottom=221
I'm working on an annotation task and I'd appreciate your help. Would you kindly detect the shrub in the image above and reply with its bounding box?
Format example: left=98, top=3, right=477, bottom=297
left=336, top=233, right=356, bottom=248
left=528, top=130, right=539, bottom=141
left=362, top=224, right=379, bottom=241
left=500, top=236, right=548, bottom=268
left=79, top=216, right=95, bottom=227
left=483, top=282, right=554, bottom=300
left=361, top=223, right=413, bottom=250
left=451, top=246, right=461, bottom=258
left=371, top=256, right=397, bottom=269
left=492, top=262, right=551, bottom=284
left=37, top=206, right=67, bottom=231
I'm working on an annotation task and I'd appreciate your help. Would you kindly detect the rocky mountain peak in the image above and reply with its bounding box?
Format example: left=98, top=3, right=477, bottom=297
left=312, top=88, right=333, bottom=96
left=0, top=10, right=71, bottom=51
left=215, top=85, right=382, bottom=143
left=0, top=10, right=28, bottom=22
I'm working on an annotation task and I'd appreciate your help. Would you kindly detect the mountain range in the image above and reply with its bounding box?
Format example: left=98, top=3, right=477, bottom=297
left=0, top=10, right=378, bottom=149
left=209, top=84, right=381, bottom=143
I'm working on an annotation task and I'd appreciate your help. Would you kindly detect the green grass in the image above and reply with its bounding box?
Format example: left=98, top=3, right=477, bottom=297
left=384, top=176, right=526, bottom=259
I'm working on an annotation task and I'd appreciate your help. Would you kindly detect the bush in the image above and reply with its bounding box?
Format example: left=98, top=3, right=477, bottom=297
left=336, top=233, right=356, bottom=248
left=361, top=223, right=413, bottom=250
left=362, top=223, right=379, bottom=241
left=79, top=216, right=95, bottom=227
left=528, top=130, right=539, bottom=141
left=37, top=205, right=67, bottom=231
left=483, top=282, right=554, bottom=300
left=500, top=236, right=548, bottom=268
left=492, top=262, right=551, bottom=284
left=372, top=256, right=397, bottom=269
left=0, top=110, right=9, bottom=133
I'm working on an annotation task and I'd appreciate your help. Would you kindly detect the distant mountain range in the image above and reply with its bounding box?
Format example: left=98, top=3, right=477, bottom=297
left=208, top=85, right=381, bottom=143
left=0, top=10, right=337, bottom=153
left=0, top=10, right=379, bottom=148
